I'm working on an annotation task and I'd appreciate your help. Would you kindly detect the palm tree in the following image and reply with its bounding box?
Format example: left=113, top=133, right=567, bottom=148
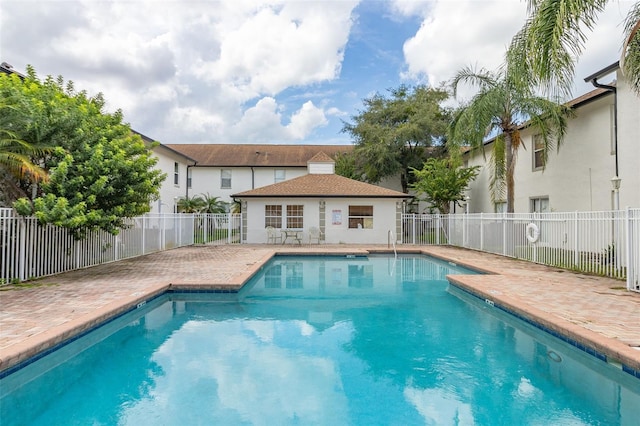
left=509, top=1, right=640, bottom=95
left=448, top=66, right=571, bottom=213
left=200, top=193, right=227, bottom=214
left=176, top=195, right=206, bottom=213
left=0, top=101, right=50, bottom=184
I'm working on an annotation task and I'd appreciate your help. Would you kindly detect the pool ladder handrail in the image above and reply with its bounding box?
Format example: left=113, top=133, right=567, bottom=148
left=388, top=229, right=397, bottom=258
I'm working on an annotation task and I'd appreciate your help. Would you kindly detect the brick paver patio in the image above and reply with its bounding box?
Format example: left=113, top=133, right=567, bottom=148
left=1, top=245, right=638, bottom=376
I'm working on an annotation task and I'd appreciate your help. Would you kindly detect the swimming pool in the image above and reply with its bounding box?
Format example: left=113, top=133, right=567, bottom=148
left=1, top=254, right=638, bottom=425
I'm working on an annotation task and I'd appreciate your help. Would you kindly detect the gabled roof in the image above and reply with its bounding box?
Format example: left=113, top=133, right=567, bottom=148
left=308, top=151, right=335, bottom=163
left=232, top=173, right=411, bottom=199
left=166, top=144, right=353, bottom=167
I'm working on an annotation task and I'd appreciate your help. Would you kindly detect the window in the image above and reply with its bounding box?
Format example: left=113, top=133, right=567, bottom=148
left=265, top=205, right=282, bottom=228
left=221, top=169, right=231, bottom=189
left=349, top=205, right=373, bottom=229
left=274, top=169, right=286, bottom=183
left=495, top=202, right=506, bottom=213
left=173, top=162, right=179, bottom=186
left=286, top=205, right=304, bottom=229
left=530, top=197, right=549, bottom=213
left=533, top=134, right=545, bottom=170
left=187, top=168, right=192, bottom=189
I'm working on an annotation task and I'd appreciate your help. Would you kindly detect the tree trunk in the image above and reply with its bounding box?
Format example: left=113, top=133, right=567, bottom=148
left=505, top=132, right=515, bottom=213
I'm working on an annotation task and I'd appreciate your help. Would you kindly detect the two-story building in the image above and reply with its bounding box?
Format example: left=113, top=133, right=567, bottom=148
left=164, top=144, right=354, bottom=206
left=463, top=62, right=639, bottom=213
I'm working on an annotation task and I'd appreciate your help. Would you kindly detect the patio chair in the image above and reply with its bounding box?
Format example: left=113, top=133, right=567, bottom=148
left=266, top=226, right=283, bottom=244
left=308, top=226, right=323, bottom=244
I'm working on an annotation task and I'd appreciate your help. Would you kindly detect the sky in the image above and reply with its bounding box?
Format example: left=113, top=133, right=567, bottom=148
left=0, top=0, right=634, bottom=145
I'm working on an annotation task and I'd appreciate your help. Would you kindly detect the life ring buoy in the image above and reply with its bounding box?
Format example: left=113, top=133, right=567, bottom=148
left=526, top=223, right=539, bottom=243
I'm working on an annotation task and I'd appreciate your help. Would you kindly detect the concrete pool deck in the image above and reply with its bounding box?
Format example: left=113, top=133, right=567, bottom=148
left=1, top=244, right=639, bottom=377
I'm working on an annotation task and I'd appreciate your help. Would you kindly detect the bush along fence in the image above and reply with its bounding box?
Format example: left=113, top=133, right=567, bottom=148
left=401, top=208, right=639, bottom=292
left=0, top=210, right=241, bottom=285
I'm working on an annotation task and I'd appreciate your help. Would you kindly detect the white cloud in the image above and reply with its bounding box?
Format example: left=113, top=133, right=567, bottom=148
left=286, top=101, right=328, bottom=139
left=402, top=1, right=527, bottom=87
left=198, top=1, right=359, bottom=98
left=228, top=97, right=328, bottom=142
left=1, top=0, right=357, bottom=144
left=400, top=0, right=636, bottom=99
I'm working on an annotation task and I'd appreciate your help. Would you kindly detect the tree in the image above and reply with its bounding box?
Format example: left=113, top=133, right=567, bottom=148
left=341, top=85, right=451, bottom=193
left=0, top=75, right=55, bottom=204
left=448, top=66, right=571, bottom=213
left=176, top=195, right=206, bottom=213
left=200, top=193, right=227, bottom=213
left=410, top=158, right=480, bottom=214
left=509, top=1, right=640, bottom=96
left=333, top=151, right=362, bottom=180
left=8, top=67, right=165, bottom=237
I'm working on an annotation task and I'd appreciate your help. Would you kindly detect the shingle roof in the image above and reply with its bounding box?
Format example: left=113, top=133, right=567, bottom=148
left=232, top=173, right=411, bottom=198
left=165, top=144, right=353, bottom=167
left=308, top=151, right=335, bottom=163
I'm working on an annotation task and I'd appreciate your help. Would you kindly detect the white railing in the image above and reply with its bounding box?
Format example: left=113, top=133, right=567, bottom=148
left=0, top=211, right=241, bottom=285
left=402, top=209, right=640, bottom=292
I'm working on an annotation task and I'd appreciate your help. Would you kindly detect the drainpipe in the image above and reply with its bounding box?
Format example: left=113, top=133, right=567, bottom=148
left=186, top=165, right=192, bottom=198
left=251, top=167, right=255, bottom=189
left=585, top=72, right=618, bottom=178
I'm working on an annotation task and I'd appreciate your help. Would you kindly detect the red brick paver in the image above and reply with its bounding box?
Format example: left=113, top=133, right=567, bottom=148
left=1, top=245, right=638, bottom=374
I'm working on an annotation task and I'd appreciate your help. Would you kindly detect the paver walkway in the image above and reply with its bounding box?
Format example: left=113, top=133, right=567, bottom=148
left=1, top=244, right=639, bottom=375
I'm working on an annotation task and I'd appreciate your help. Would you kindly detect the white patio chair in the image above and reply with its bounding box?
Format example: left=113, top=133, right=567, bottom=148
left=308, top=226, right=323, bottom=244
left=266, top=226, right=282, bottom=244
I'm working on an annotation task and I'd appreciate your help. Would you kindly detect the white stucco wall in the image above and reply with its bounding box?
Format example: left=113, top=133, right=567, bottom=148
left=151, top=147, right=192, bottom=213
left=190, top=167, right=307, bottom=203
left=464, top=76, right=639, bottom=213
left=616, top=70, right=640, bottom=210
left=242, top=197, right=401, bottom=244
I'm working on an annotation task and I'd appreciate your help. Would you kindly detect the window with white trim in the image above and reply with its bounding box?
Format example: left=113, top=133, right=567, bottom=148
left=530, top=197, right=549, bottom=213
left=349, top=205, right=373, bottom=229
left=286, top=205, right=304, bottom=229
left=173, top=162, right=179, bottom=186
left=265, top=205, right=282, bottom=228
left=221, top=169, right=232, bottom=189
left=274, top=169, right=286, bottom=183
left=187, top=167, right=192, bottom=189
left=533, top=134, right=545, bottom=170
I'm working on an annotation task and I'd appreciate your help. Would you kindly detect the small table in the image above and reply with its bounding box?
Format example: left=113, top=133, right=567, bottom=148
left=282, top=229, right=302, bottom=245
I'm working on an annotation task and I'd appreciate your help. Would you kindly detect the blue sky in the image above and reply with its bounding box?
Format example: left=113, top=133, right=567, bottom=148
left=0, top=0, right=633, bottom=145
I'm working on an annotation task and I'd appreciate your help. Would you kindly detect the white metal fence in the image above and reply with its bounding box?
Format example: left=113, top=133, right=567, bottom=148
left=402, top=208, right=640, bottom=292
left=0, top=210, right=241, bottom=284
left=2, top=207, right=638, bottom=292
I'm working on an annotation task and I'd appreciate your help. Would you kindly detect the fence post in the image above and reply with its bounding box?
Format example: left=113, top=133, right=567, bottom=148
left=573, top=211, right=579, bottom=268
left=502, top=213, right=507, bottom=256
left=142, top=215, right=146, bottom=255
left=436, top=215, right=440, bottom=245
left=480, top=213, right=484, bottom=251
left=626, top=207, right=634, bottom=290
left=412, top=214, right=416, bottom=245
left=18, top=218, right=26, bottom=282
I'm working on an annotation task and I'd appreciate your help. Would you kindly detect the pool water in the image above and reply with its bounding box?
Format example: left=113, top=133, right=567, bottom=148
left=1, top=255, right=639, bottom=425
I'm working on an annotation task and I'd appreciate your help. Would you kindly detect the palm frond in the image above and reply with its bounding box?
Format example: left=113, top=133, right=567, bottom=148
left=622, top=5, right=640, bottom=94
left=510, top=0, right=608, bottom=96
